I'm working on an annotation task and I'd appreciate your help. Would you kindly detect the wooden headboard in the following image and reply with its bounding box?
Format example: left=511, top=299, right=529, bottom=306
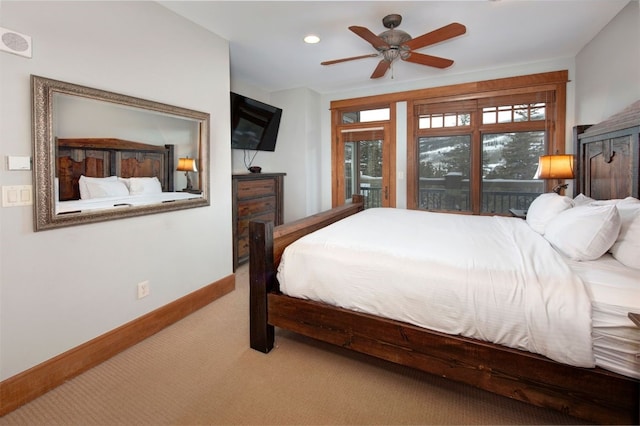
left=56, top=138, right=175, bottom=201
left=575, top=101, right=640, bottom=200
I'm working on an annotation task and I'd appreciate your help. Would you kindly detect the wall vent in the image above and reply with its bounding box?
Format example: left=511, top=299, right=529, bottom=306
left=0, top=27, right=32, bottom=58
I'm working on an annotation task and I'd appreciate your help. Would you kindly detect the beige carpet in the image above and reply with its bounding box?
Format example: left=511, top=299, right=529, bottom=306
left=0, top=265, right=585, bottom=425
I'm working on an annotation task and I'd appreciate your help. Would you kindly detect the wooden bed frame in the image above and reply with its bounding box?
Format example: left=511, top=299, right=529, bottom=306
left=56, top=138, right=175, bottom=201
left=249, top=125, right=640, bottom=424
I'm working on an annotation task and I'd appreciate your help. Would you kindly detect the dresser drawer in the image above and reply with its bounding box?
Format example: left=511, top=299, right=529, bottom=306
left=237, top=211, right=276, bottom=240
left=237, top=211, right=276, bottom=259
left=236, top=179, right=276, bottom=199
left=237, top=197, right=276, bottom=217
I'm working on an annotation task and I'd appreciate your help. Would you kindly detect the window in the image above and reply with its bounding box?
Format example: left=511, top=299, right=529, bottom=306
left=342, top=108, right=390, bottom=124
left=481, top=131, right=545, bottom=213
left=418, top=135, right=471, bottom=210
left=408, top=72, right=567, bottom=214
left=482, top=102, right=546, bottom=124
left=415, top=97, right=550, bottom=213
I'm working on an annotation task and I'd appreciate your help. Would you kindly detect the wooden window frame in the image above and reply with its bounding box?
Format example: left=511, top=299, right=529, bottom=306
left=407, top=71, right=567, bottom=212
left=330, top=102, right=396, bottom=208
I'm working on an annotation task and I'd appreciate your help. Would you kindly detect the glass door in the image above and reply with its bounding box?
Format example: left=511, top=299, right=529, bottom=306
left=337, top=126, right=392, bottom=208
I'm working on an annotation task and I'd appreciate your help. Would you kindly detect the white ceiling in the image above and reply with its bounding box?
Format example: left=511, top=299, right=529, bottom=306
left=159, top=1, right=631, bottom=94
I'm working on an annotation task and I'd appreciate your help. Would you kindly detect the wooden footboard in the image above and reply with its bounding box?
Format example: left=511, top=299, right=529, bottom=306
left=248, top=195, right=639, bottom=424
left=249, top=195, right=364, bottom=352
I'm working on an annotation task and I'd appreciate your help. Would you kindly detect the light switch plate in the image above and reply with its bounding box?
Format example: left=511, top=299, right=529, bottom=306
left=7, top=156, right=32, bottom=170
left=2, top=185, right=32, bottom=207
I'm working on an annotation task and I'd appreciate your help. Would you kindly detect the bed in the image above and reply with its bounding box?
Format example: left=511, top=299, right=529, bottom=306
left=249, top=119, right=640, bottom=423
left=55, top=138, right=202, bottom=214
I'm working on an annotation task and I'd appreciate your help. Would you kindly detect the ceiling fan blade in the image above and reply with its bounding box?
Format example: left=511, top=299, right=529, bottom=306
left=403, top=22, right=466, bottom=51
left=404, top=52, right=454, bottom=69
left=349, top=26, right=390, bottom=50
left=321, top=53, right=379, bottom=66
left=370, top=60, right=391, bottom=79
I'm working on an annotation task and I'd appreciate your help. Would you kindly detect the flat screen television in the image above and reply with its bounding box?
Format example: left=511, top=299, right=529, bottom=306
left=230, top=92, right=282, bottom=152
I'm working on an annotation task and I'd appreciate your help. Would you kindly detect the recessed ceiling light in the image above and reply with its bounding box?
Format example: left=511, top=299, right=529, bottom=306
left=304, top=34, right=320, bottom=44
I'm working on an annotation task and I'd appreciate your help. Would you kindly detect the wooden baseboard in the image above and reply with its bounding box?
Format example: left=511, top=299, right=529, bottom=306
left=0, top=274, right=235, bottom=416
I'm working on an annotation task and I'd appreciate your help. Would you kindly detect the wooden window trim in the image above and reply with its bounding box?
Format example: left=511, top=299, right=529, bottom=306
left=331, top=104, right=396, bottom=208
left=330, top=70, right=568, bottom=110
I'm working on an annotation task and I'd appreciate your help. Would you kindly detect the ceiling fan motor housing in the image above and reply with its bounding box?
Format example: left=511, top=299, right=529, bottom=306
left=378, top=29, right=411, bottom=49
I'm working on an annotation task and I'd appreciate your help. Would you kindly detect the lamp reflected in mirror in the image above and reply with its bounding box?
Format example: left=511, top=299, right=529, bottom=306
left=534, top=154, right=574, bottom=194
left=177, top=157, right=198, bottom=192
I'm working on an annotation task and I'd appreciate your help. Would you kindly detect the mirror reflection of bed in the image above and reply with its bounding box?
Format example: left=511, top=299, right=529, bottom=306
left=55, top=138, right=202, bottom=215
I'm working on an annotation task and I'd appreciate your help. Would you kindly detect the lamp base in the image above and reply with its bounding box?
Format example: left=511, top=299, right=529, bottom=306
left=552, top=183, right=569, bottom=194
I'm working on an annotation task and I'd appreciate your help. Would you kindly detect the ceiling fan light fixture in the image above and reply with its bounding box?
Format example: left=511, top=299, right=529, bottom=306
left=304, top=34, right=320, bottom=44
left=382, top=48, right=400, bottom=62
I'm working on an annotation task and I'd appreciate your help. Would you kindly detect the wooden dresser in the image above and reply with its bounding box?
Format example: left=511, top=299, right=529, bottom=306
left=232, top=173, right=285, bottom=270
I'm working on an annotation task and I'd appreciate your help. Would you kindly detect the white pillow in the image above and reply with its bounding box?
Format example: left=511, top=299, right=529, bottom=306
left=78, top=175, right=118, bottom=200
left=544, top=204, right=621, bottom=261
left=128, top=177, right=163, bottom=195
left=619, top=196, right=640, bottom=206
left=610, top=203, right=640, bottom=269
left=118, top=177, right=131, bottom=190
left=84, top=179, right=130, bottom=199
left=526, top=193, right=574, bottom=235
left=591, top=199, right=623, bottom=206
left=573, top=193, right=595, bottom=206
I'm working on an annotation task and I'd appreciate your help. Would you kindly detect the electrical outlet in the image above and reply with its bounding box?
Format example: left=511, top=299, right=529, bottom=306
left=137, top=280, right=150, bottom=299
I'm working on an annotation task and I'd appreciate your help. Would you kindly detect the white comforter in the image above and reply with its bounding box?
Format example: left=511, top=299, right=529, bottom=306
left=56, top=192, right=202, bottom=214
left=277, top=208, right=595, bottom=367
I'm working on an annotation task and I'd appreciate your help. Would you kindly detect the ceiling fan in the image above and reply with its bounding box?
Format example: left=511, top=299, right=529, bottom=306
left=321, top=14, right=466, bottom=79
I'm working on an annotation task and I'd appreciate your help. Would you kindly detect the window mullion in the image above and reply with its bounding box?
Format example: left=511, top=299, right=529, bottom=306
left=471, top=112, right=482, bottom=214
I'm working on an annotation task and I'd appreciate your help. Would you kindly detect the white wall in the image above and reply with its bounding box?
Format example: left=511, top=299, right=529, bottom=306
left=575, top=0, right=640, bottom=124
left=0, top=1, right=232, bottom=380
left=268, top=88, right=322, bottom=222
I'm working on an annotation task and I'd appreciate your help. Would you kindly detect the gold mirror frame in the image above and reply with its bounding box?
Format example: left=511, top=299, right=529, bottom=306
left=32, top=75, right=210, bottom=231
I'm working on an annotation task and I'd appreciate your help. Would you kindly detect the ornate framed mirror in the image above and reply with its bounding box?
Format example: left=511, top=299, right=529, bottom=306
left=32, top=75, right=210, bottom=231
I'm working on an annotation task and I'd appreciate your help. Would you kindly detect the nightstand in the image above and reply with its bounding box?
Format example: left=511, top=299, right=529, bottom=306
left=508, top=208, right=527, bottom=219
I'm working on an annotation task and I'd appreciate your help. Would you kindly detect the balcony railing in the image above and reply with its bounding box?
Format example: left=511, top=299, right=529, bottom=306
left=348, top=176, right=543, bottom=213
left=418, top=188, right=539, bottom=213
